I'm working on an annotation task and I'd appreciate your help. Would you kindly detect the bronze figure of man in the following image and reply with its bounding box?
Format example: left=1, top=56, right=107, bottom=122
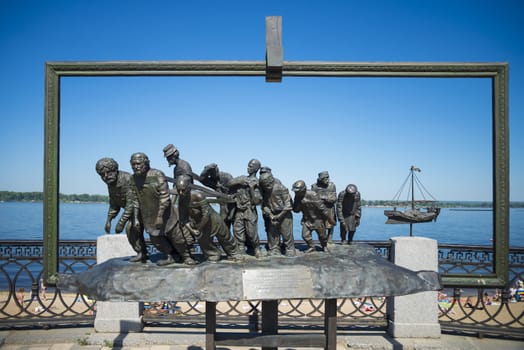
left=336, top=184, right=362, bottom=244
left=311, top=171, right=337, bottom=244
left=260, top=171, right=295, bottom=257
left=130, top=152, right=195, bottom=266
left=292, top=180, right=335, bottom=252
left=163, top=144, right=197, bottom=248
left=95, top=157, right=147, bottom=263
left=198, top=162, right=235, bottom=229
left=228, top=159, right=263, bottom=256
left=178, top=177, right=242, bottom=262
left=174, top=176, right=225, bottom=262
left=163, top=143, right=195, bottom=183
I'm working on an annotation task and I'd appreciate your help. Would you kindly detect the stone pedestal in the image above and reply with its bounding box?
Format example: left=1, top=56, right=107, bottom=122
left=94, top=234, right=143, bottom=332
left=387, top=236, right=441, bottom=338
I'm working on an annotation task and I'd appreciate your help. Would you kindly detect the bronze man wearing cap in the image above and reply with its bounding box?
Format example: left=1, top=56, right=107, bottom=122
left=163, top=144, right=197, bottom=248
left=311, top=171, right=337, bottom=244
left=163, top=144, right=195, bottom=183
left=259, top=171, right=295, bottom=257
left=336, top=184, right=361, bottom=244
left=227, top=159, right=263, bottom=256
left=292, top=180, right=335, bottom=252
left=96, top=157, right=147, bottom=263
left=198, top=163, right=235, bottom=229
left=175, top=176, right=224, bottom=262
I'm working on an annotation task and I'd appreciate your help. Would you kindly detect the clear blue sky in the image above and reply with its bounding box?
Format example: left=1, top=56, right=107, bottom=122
left=0, top=0, right=523, bottom=201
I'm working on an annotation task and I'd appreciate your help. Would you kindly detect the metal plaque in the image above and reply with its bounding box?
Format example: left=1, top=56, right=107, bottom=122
left=242, top=267, right=314, bottom=300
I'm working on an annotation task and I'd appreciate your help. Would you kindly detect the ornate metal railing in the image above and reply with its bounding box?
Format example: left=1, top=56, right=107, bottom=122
left=1, top=240, right=523, bottom=338
left=0, top=241, right=96, bottom=327
left=437, top=244, right=524, bottom=338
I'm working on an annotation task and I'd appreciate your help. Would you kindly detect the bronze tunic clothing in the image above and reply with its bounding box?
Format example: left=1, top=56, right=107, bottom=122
left=311, top=182, right=337, bottom=229
left=134, top=168, right=171, bottom=235
left=230, top=175, right=262, bottom=250
left=133, top=168, right=182, bottom=257
left=106, top=171, right=145, bottom=256
left=262, top=182, right=294, bottom=253
left=336, top=190, right=361, bottom=242
left=293, top=190, right=329, bottom=247
left=107, top=170, right=137, bottom=229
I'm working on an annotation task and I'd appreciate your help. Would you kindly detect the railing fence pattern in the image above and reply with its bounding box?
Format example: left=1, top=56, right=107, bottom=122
left=1, top=240, right=522, bottom=338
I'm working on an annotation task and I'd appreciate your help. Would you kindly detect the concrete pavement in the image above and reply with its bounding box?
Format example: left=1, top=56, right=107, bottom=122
left=0, top=327, right=523, bottom=350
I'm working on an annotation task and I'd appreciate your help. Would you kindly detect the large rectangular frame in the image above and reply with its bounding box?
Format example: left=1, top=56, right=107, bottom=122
left=44, top=60, right=509, bottom=287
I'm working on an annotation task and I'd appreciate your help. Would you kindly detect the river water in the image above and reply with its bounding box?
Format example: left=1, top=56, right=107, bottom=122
left=1, top=202, right=523, bottom=247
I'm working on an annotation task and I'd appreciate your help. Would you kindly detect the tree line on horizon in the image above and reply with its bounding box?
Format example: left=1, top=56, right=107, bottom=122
left=1, top=191, right=523, bottom=208
left=0, top=191, right=108, bottom=203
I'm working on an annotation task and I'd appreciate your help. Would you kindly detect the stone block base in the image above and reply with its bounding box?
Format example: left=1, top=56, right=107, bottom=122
left=94, top=300, right=143, bottom=332
left=388, top=320, right=441, bottom=338
left=95, top=235, right=143, bottom=333
left=387, top=237, right=441, bottom=339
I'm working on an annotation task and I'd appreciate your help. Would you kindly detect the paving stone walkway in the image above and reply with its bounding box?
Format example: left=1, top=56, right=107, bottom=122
left=0, top=327, right=523, bottom=350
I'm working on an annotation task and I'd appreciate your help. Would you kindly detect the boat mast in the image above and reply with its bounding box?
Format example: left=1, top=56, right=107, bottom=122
left=411, top=165, right=415, bottom=210
left=409, top=165, right=421, bottom=237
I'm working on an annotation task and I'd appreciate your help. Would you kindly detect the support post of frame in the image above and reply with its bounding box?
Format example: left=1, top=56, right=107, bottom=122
left=43, top=63, right=60, bottom=285
left=492, top=64, right=510, bottom=286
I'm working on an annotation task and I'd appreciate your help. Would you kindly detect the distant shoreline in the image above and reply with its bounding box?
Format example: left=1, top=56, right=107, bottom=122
left=0, top=199, right=107, bottom=204
left=449, top=208, right=493, bottom=211
left=1, top=191, right=524, bottom=208
left=0, top=191, right=108, bottom=204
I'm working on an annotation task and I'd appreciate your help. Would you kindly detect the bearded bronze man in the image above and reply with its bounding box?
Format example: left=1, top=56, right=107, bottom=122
left=95, top=157, right=147, bottom=263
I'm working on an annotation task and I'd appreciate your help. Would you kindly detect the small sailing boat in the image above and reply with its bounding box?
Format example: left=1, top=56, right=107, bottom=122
left=384, top=166, right=441, bottom=227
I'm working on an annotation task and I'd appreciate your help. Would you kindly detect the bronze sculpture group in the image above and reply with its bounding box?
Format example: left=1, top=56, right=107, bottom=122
left=96, top=145, right=361, bottom=265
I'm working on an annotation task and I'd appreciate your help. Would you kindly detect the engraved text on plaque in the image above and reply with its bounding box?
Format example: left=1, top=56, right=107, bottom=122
left=242, top=267, right=314, bottom=300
